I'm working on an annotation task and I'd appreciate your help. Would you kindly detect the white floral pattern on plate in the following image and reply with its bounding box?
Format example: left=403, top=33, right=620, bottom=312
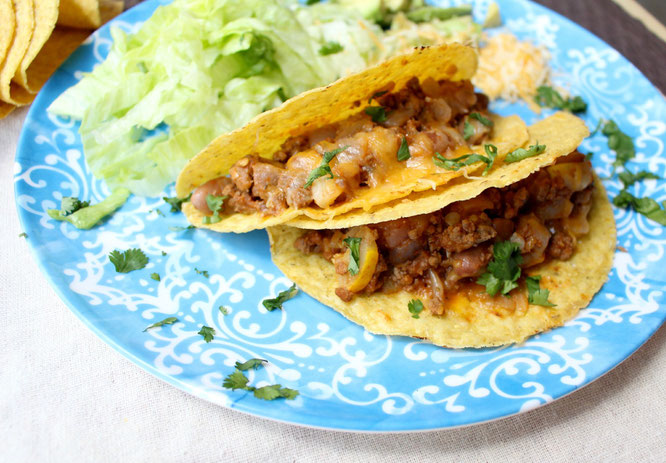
left=14, top=0, right=666, bottom=431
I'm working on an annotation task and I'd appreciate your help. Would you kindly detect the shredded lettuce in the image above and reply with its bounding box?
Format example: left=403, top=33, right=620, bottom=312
left=49, top=0, right=480, bottom=196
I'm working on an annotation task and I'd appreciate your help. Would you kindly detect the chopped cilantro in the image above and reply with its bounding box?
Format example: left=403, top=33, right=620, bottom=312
left=585, top=152, right=594, bottom=161
left=152, top=209, right=165, bottom=217
left=235, top=358, right=267, bottom=371
left=613, top=190, right=666, bottom=226
left=525, top=276, right=555, bottom=307
left=343, top=237, right=362, bottom=276
left=602, top=120, right=635, bottom=169
left=618, top=170, right=660, bottom=188
left=143, top=316, right=178, bottom=332
left=504, top=142, right=546, bottom=164
left=219, top=305, right=229, bottom=315
left=318, top=41, right=343, bottom=56
left=150, top=273, right=161, bottom=281
left=18, top=232, right=27, bottom=238
left=463, top=121, right=474, bottom=141
left=262, top=284, right=298, bottom=311
left=194, top=268, right=209, bottom=278
left=477, top=241, right=522, bottom=296
left=60, top=197, right=90, bottom=216
left=47, top=188, right=130, bottom=230
left=254, top=384, right=299, bottom=401
left=365, top=106, right=387, bottom=123
left=198, top=325, right=215, bottom=343
left=304, top=146, right=349, bottom=188
left=433, top=143, right=497, bottom=176
left=202, top=194, right=228, bottom=225
left=397, top=136, right=410, bottom=161
left=169, top=225, right=195, bottom=232
left=109, top=248, right=149, bottom=273
left=368, top=90, right=387, bottom=103
left=408, top=299, right=424, bottom=319
left=162, top=194, right=191, bottom=212
left=469, top=112, right=494, bottom=127
left=223, top=370, right=250, bottom=390
left=221, top=361, right=299, bottom=401
left=534, top=85, right=587, bottom=113
left=161, top=251, right=167, bottom=256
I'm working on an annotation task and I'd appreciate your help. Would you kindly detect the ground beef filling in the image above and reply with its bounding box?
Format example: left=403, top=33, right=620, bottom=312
left=191, top=77, right=492, bottom=217
left=294, top=151, right=595, bottom=315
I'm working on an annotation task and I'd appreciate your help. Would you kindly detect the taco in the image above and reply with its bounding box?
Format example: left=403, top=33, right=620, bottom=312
left=267, top=113, right=616, bottom=348
left=176, top=43, right=530, bottom=233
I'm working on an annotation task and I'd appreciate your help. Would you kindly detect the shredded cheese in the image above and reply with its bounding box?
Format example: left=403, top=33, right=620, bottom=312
left=473, top=33, right=551, bottom=110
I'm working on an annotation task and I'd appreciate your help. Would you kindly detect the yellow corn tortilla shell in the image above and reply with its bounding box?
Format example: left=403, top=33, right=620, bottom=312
left=267, top=176, right=615, bottom=348
left=13, top=0, right=59, bottom=92
left=0, top=0, right=36, bottom=105
left=182, top=114, right=527, bottom=233
left=0, top=0, right=15, bottom=65
left=0, top=101, right=15, bottom=118
left=177, top=43, right=478, bottom=196
left=57, top=0, right=100, bottom=29
left=287, top=111, right=588, bottom=229
left=178, top=44, right=530, bottom=232
left=19, top=26, right=89, bottom=93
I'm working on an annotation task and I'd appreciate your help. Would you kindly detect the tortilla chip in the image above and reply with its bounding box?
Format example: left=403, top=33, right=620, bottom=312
left=0, top=100, right=15, bottom=118
left=267, top=176, right=615, bottom=348
left=57, top=0, right=101, bottom=29
left=13, top=0, right=59, bottom=92
left=0, top=0, right=35, bottom=105
left=100, top=0, right=123, bottom=25
left=0, top=0, right=15, bottom=63
left=20, top=26, right=89, bottom=92
left=176, top=43, right=478, bottom=197
left=287, top=112, right=588, bottom=229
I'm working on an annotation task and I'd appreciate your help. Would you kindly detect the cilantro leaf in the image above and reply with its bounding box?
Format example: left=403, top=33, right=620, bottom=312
left=525, top=276, right=555, bottom=307
left=60, top=197, right=90, bottom=216
left=534, top=85, right=587, bottom=113
left=396, top=136, right=410, bottom=161
left=433, top=143, right=497, bottom=176
left=408, top=299, right=424, bottom=319
left=198, top=325, right=215, bottom=343
left=613, top=190, right=666, bottom=226
left=153, top=209, right=165, bottom=217
left=162, top=193, right=191, bottom=212
left=318, top=41, right=343, bottom=56
left=161, top=251, right=167, bottom=256
left=235, top=358, right=267, bottom=371
left=618, top=170, right=660, bottom=189
left=143, top=316, right=178, bottom=332
left=602, top=120, right=635, bottom=168
left=304, top=146, right=349, bottom=188
left=463, top=121, right=474, bottom=141
left=202, top=194, right=228, bottom=225
left=504, top=142, right=546, bottom=164
left=365, top=106, right=387, bottom=123
left=169, top=225, right=195, bottom=232
left=477, top=241, right=522, bottom=296
left=254, top=385, right=299, bottom=401
left=368, top=90, right=387, bottom=103
left=469, top=112, right=494, bottom=127
left=109, top=248, right=149, bottom=273
left=276, top=87, right=288, bottom=102
left=219, top=305, right=229, bottom=315
left=262, top=284, right=298, bottom=311
left=150, top=273, right=160, bottom=281
left=222, top=370, right=250, bottom=390
left=18, top=232, right=27, bottom=238
left=343, top=237, right=362, bottom=276
left=194, top=268, right=209, bottom=278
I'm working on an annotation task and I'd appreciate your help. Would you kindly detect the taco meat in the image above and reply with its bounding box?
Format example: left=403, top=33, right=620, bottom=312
left=292, top=151, right=594, bottom=315
left=190, top=78, right=493, bottom=217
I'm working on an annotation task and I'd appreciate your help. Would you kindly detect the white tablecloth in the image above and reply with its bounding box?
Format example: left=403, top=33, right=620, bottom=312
left=2, top=106, right=665, bottom=462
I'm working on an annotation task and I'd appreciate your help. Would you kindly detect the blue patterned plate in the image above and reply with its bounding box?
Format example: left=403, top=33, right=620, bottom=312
left=14, top=0, right=666, bottom=431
